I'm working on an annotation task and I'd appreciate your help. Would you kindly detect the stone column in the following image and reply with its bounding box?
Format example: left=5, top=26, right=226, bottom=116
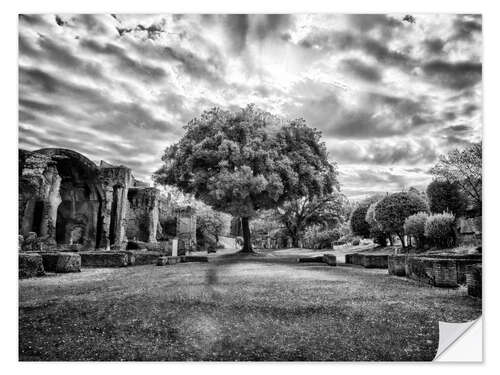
left=39, top=165, right=61, bottom=243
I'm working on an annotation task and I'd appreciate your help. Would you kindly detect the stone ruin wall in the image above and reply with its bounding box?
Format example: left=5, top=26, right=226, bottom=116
left=19, top=148, right=197, bottom=252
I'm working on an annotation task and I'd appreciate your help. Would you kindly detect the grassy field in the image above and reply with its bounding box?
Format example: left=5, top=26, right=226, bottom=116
left=19, top=251, right=481, bottom=361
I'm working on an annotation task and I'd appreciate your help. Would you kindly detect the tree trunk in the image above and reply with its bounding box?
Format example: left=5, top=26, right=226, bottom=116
left=291, top=234, right=299, bottom=248
left=241, top=217, right=253, bottom=253
left=398, top=233, right=406, bottom=248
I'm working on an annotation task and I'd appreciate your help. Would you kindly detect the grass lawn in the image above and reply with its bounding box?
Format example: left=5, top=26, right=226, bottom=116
left=19, top=251, right=481, bottom=361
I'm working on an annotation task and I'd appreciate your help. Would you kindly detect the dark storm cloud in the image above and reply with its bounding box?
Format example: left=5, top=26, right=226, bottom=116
left=220, top=14, right=293, bottom=54
left=284, top=80, right=432, bottom=140
left=328, top=139, right=438, bottom=166
left=422, top=60, right=481, bottom=90
left=450, top=15, right=482, bottom=41
left=19, top=66, right=176, bottom=135
left=79, top=39, right=167, bottom=82
left=254, top=14, right=293, bottom=40
left=346, top=14, right=403, bottom=38
left=424, top=38, right=446, bottom=54
left=298, top=30, right=413, bottom=70
left=224, top=15, right=250, bottom=53
left=339, top=58, right=382, bottom=82
left=120, top=35, right=226, bottom=86
left=462, top=103, right=480, bottom=117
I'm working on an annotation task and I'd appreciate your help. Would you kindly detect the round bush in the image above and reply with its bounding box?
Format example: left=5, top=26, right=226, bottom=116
left=404, top=212, right=429, bottom=248
left=424, top=212, right=456, bottom=248
left=374, top=192, right=429, bottom=245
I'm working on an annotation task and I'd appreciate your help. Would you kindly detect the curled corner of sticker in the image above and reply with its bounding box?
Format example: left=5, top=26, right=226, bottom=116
left=434, top=317, right=482, bottom=362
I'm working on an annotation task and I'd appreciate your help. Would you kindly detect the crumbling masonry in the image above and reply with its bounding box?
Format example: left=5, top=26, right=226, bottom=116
left=19, top=148, right=196, bottom=252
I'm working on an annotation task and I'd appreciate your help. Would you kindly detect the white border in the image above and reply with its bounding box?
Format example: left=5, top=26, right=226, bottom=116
left=2, top=0, right=498, bottom=373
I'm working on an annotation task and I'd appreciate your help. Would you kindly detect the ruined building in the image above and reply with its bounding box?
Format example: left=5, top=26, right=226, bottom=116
left=19, top=148, right=196, bottom=252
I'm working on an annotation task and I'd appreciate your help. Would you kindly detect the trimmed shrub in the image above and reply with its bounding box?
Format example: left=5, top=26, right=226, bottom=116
left=404, top=212, right=429, bottom=249
left=352, top=238, right=360, bottom=246
left=424, top=212, right=456, bottom=248
left=374, top=192, right=429, bottom=246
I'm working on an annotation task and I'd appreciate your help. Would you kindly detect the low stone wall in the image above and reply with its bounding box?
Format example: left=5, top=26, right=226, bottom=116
left=41, top=252, right=81, bottom=273
left=124, top=250, right=163, bottom=265
left=157, top=256, right=182, bottom=265
left=388, top=255, right=409, bottom=276
left=297, top=256, right=324, bottom=263
left=80, top=252, right=129, bottom=268
left=19, top=253, right=45, bottom=278
left=345, top=253, right=363, bottom=265
left=323, top=254, right=337, bottom=266
left=406, top=257, right=458, bottom=287
left=345, top=253, right=387, bottom=268
left=182, top=255, right=209, bottom=263
left=466, top=264, right=482, bottom=298
left=361, top=254, right=388, bottom=269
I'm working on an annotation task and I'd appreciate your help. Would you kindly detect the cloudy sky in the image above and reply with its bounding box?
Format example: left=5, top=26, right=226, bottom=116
left=18, top=14, right=482, bottom=200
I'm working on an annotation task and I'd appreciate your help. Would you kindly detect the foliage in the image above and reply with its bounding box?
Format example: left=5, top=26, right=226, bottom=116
left=303, top=226, right=342, bottom=249
left=275, top=190, right=347, bottom=247
left=154, top=105, right=338, bottom=252
left=426, top=180, right=466, bottom=216
left=404, top=212, right=429, bottom=249
left=365, top=201, right=389, bottom=246
left=424, top=212, right=456, bottom=248
left=430, top=142, right=481, bottom=211
left=350, top=194, right=384, bottom=238
left=196, top=210, right=225, bottom=251
left=374, top=192, right=429, bottom=247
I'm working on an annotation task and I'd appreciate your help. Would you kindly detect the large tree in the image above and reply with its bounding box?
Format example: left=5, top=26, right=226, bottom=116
left=274, top=190, right=346, bottom=247
left=154, top=105, right=337, bottom=252
left=430, top=142, right=482, bottom=211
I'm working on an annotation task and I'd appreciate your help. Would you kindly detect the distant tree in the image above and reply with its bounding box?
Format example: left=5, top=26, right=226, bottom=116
left=154, top=105, right=338, bottom=252
left=430, top=142, right=482, bottom=212
left=275, top=190, right=347, bottom=247
left=404, top=212, right=429, bottom=249
left=349, top=194, right=384, bottom=238
left=196, top=210, right=225, bottom=245
left=426, top=180, right=467, bottom=216
left=365, top=201, right=390, bottom=246
left=374, top=192, right=429, bottom=247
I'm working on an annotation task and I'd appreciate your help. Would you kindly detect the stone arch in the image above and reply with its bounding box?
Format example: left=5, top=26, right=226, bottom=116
left=36, top=148, right=104, bottom=249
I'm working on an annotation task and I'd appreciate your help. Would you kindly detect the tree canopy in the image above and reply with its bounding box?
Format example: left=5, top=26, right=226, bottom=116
left=430, top=142, right=481, bottom=212
left=154, top=105, right=338, bottom=252
left=426, top=179, right=466, bottom=216
left=274, top=190, right=348, bottom=247
left=374, top=192, right=429, bottom=247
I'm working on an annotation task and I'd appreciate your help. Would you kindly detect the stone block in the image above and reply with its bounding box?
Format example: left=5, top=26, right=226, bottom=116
left=19, top=253, right=45, bottom=278
left=80, top=251, right=128, bottom=268
left=322, top=254, right=337, bottom=266
left=156, top=256, right=168, bottom=266
left=406, top=257, right=458, bottom=288
left=361, top=254, right=388, bottom=268
left=123, top=250, right=163, bottom=265
left=388, top=255, right=409, bottom=276
left=297, top=256, right=324, bottom=263
left=182, top=255, right=209, bottom=263
left=42, top=252, right=81, bottom=273
left=466, top=264, right=482, bottom=298
left=166, top=256, right=181, bottom=265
